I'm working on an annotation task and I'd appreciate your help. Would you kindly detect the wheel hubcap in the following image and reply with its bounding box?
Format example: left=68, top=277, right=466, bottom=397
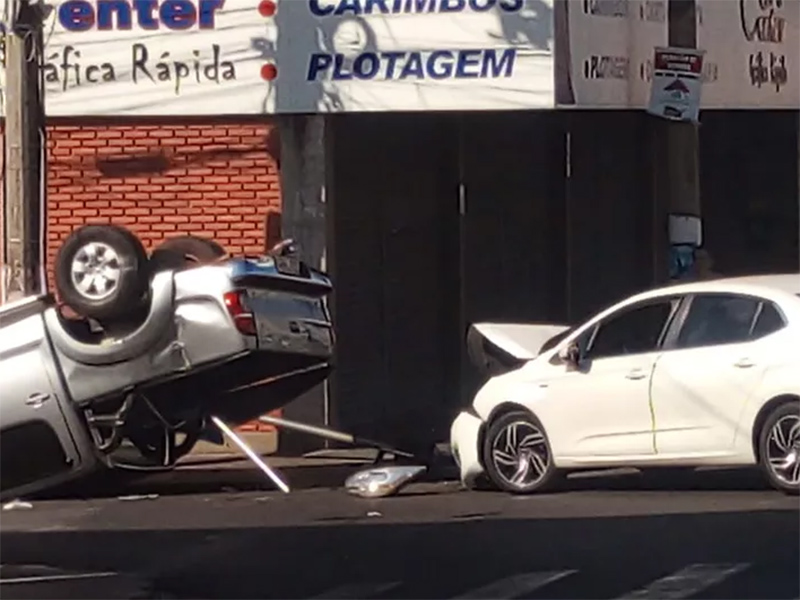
left=766, top=414, right=800, bottom=486
left=491, top=421, right=549, bottom=488
left=71, top=242, right=121, bottom=301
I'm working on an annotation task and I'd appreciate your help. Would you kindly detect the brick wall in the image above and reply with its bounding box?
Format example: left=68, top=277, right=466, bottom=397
left=1, top=117, right=284, bottom=434
left=46, top=118, right=282, bottom=283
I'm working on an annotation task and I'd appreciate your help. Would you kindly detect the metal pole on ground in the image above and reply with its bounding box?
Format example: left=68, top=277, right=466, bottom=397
left=652, top=0, right=701, bottom=282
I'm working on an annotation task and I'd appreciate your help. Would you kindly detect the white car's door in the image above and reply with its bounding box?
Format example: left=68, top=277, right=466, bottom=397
left=546, top=297, right=680, bottom=462
left=650, top=293, right=785, bottom=457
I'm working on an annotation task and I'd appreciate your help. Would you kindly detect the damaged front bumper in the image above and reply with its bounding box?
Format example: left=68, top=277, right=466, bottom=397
left=449, top=409, right=485, bottom=488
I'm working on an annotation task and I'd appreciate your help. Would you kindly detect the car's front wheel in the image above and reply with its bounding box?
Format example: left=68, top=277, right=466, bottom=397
left=481, top=410, right=561, bottom=494
left=54, top=224, right=149, bottom=323
left=758, top=401, right=800, bottom=495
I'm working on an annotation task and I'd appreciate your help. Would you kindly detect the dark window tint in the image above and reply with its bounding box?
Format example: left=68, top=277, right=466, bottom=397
left=587, top=301, right=675, bottom=360
left=751, top=302, right=785, bottom=338
left=0, top=420, right=70, bottom=493
left=677, top=294, right=759, bottom=348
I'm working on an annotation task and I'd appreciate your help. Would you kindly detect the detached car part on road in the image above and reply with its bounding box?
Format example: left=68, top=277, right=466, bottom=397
left=452, top=274, right=800, bottom=496
left=0, top=225, right=334, bottom=502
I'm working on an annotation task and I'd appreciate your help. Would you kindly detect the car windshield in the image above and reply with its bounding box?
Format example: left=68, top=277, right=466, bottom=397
left=539, top=325, right=579, bottom=354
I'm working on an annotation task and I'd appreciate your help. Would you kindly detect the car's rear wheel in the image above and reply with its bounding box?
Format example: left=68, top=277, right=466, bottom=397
left=759, top=401, right=800, bottom=495
left=149, top=236, right=227, bottom=274
left=481, top=410, right=561, bottom=494
left=54, top=224, right=149, bottom=322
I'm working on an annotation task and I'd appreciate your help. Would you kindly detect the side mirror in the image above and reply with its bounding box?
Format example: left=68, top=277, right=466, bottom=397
left=557, top=342, right=582, bottom=367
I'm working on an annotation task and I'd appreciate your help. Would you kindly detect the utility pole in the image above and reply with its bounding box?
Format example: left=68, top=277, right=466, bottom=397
left=3, top=0, right=46, bottom=302
left=652, top=0, right=700, bottom=282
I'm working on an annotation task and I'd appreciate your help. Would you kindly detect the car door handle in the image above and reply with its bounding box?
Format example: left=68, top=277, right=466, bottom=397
left=734, top=358, right=755, bottom=369
left=25, top=393, right=51, bottom=408
left=625, top=369, right=648, bottom=381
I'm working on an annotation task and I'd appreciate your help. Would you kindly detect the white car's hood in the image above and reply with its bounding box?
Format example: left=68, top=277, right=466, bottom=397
left=472, top=322, right=570, bottom=360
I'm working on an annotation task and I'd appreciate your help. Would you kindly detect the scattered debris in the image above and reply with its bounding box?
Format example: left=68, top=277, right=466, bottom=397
left=451, top=511, right=501, bottom=521
left=345, top=465, right=427, bottom=498
left=212, top=416, right=291, bottom=494
left=117, top=494, right=159, bottom=501
left=367, top=511, right=382, bottom=518
left=2, top=499, right=33, bottom=511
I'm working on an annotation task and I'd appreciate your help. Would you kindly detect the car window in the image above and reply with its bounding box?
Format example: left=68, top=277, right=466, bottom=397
left=585, top=301, right=675, bottom=360
left=540, top=326, right=577, bottom=354
left=676, top=294, right=760, bottom=349
left=750, top=302, right=786, bottom=339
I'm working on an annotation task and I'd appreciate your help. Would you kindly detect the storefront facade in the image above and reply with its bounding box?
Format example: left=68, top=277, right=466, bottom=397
left=1, top=0, right=798, bottom=451
left=324, top=107, right=799, bottom=449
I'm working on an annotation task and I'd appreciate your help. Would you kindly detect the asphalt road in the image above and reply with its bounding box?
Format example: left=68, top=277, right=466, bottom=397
left=1, top=465, right=798, bottom=600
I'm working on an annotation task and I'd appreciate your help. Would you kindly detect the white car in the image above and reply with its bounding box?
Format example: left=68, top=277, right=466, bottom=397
left=450, top=274, right=800, bottom=495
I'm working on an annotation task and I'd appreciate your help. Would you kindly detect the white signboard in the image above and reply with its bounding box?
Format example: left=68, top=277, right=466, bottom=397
left=0, top=0, right=795, bottom=115
left=557, top=0, right=799, bottom=110
left=647, top=46, right=703, bottom=122
left=699, top=0, right=799, bottom=109
left=0, top=0, right=556, bottom=116
left=555, top=0, right=668, bottom=108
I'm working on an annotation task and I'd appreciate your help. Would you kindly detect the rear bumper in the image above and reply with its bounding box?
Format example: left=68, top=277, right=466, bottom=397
left=248, top=290, right=334, bottom=361
left=449, top=410, right=485, bottom=488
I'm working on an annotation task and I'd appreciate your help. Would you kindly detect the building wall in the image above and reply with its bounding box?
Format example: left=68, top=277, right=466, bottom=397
left=1, top=116, right=284, bottom=435
left=45, top=118, right=281, bottom=283
left=0, top=131, right=4, bottom=300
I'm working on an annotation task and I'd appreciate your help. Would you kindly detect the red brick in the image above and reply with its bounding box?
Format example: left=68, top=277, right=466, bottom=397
left=203, top=176, right=230, bottom=184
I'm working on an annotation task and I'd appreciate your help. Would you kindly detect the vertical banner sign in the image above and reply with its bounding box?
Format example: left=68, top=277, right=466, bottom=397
left=647, top=46, right=705, bottom=123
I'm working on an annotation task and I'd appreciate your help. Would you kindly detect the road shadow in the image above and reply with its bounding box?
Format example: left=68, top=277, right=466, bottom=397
left=26, top=461, right=783, bottom=502
left=461, top=467, right=779, bottom=496
left=561, top=467, right=776, bottom=493
left=28, top=463, right=372, bottom=501
left=27, top=457, right=461, bottom=501
left=1, top=510, right=798, bottom=599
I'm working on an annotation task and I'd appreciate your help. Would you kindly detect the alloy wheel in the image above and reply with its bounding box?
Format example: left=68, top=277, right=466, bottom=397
left=766, top=414, right=800, bottom=486
left=490, top=420, right=550, bottom=489
left=71, top=242, right=122, bottom=301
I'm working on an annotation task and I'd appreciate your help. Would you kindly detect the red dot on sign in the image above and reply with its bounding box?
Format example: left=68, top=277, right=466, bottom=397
left=261, top=64, right=278, bottom=81
left=258, top=0, right=276, bottom=17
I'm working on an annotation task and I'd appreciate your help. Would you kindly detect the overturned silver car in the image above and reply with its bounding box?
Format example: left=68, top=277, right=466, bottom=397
left=0, top=225, right=334, bottom=501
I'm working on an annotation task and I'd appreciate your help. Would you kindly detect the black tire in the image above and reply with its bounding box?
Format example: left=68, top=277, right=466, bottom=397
left=54, top=224, right=149, bottom=322
left=758, top=401, right=800, bottom=495
left=126, top=422, right=202, bottom=466
left=149, top=236, right=227, bottom=274
left=481, top=410, right=561, bottom=494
